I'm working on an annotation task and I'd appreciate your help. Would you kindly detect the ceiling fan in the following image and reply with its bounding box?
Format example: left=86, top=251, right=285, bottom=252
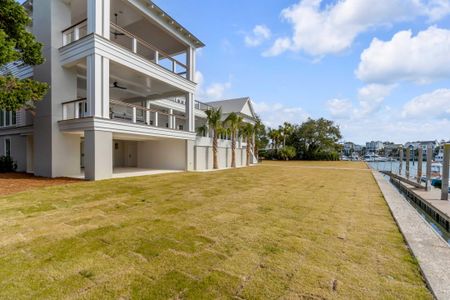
left=112, top=81, right=127, bottom=90
left=112, top=13, right=125, bottom=39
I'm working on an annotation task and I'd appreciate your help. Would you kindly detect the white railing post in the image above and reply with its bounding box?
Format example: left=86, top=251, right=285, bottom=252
left=75, top=102, right=80, bottom=119
left=62, top=32, right=67, bottom=46
left=132, top=38, right=137, bottom=53
left=155, top=51, right=159, bottom=64
left=132, top=107, right=137, bottom=123
left=145, top=101, right=151, bottom=125
left=62, top=104, right=68, bottom=120
left=154, top=111, right=159, bottom=127
left=172, top=60, right=176, bottom=73
left=74, top=27, right=80, bottom=41
left=168, top=109, right=173, bottom=129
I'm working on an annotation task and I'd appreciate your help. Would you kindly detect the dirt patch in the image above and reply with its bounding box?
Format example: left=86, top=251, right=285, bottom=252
left=0, top=173, right=82, bottom=196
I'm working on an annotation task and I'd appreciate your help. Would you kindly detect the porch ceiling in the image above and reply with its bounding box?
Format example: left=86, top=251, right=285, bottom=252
left=75, top=61, right=186, bottom=101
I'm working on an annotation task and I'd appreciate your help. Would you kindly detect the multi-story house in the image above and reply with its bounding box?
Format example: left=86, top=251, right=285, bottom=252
left=0, top=0, right=257, bottom=180
left=365, top=141, right=384, bottom=154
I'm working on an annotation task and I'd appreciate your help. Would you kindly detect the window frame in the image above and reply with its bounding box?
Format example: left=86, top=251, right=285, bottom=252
left=4, top=138, right=11, bottom=157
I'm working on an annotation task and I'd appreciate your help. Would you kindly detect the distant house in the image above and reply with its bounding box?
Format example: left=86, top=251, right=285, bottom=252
left=366, top=141, right=384, bottom=153
left=404, top=141, right=439, bottom=155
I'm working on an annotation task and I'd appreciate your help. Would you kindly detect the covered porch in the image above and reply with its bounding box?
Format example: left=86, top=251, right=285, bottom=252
left=60, top=129, right=195, bottom=180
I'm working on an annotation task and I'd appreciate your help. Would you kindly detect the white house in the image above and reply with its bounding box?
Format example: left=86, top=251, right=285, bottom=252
left=0, top=0, right=257, bottom=180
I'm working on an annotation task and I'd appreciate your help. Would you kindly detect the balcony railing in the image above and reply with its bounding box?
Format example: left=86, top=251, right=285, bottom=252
left=167, top=98, right=213, bottom=111
left=61, top=20, right=188, bottom=78
left=62, top=19, right=88, bottom=46
left=61, top=98, right=188, bottom=131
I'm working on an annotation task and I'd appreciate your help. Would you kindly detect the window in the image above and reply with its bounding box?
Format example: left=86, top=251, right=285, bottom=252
left=0, top=110, right=3, bottom=127
left=12, top=111, right=16, bottom=125
left=5, top=111, right=10, bottom=126
left=5, top=138, right=11, bottom=157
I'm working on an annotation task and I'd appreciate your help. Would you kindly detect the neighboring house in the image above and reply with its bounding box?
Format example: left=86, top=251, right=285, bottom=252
left=365, top=141, right=384, bottom=153
left=0, top=0, right=257, bottom=180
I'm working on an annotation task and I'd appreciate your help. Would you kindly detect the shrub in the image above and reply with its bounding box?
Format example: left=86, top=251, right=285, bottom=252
left=279, top=146, right=297, bottom=161
left=0, top=156, right=17, bottom=173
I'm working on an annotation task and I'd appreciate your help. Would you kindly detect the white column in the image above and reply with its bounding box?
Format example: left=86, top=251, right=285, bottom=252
left=84, top=130, right=112, bottom=180
left=87, top=0, right=110, bottom=38
left=86, top=54, right=109, bottom=118
left=185, top=93, right=195, bottom=132
left=441, top=144, right=450, bottom=200
left=102, top=57, right=110, bottom=118
left=399, top=148, right=403, bottom=175
left=187, top=47, right=196, bottom=81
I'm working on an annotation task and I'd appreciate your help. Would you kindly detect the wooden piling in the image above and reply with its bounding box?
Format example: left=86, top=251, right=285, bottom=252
left=441, top=144, right=450, bottom=201
left=417, top=146, right=423, bottom=183
left=406, top=147, right=410, bottom=179
left=426, top=144, right=432, bottom=191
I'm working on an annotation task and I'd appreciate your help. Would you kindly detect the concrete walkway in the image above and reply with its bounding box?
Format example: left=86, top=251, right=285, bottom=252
left=372, top=171, right=450, bottom=300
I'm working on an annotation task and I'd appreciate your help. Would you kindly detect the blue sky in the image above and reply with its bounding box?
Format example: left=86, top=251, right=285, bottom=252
left=18, top=0, right=450, bottom=144
left=154, top=0, right=450, bottom=144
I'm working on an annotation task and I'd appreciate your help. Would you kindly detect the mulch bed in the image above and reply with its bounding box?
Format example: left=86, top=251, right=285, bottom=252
left=0, top=173, right=82, bottom=196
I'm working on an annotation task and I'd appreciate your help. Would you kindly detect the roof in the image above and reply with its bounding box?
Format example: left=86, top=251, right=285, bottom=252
left=143, top=1, right=205, bottom=48
left=206, top=97, right=257, bottom=120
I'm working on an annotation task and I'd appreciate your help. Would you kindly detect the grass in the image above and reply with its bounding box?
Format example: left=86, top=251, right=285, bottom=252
left=0, top=161, right=431, bottom=299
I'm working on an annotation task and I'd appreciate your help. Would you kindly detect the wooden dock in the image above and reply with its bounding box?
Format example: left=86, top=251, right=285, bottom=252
left=387, top=174, right=450, bottom=232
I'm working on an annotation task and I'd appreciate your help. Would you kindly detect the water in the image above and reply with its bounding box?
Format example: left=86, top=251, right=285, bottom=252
left=368, top=161, right=429, bottom=179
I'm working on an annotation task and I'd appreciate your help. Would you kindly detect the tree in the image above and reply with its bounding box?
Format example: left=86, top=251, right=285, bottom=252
left=280, top=122, right=294, bottom=147
left=0, top=0, right=48, bottom=111
left=268, top=128, right=282, bottom=150
left=279, top=146, right=296, bottom=161
left=241, top=123, right=255, bottom=166
left=287, top=118, right=342, bottom=160
left=253, top=116, right=268, bottom=159
left=205, top=107, right=222, bottom=169
left=224, top=112, right=243, bottom=168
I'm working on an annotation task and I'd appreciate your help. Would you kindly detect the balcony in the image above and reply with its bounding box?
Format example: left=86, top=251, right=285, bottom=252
left=62, top=98, right=188, bottom=132
left=62, top=20, right=188, bottom=79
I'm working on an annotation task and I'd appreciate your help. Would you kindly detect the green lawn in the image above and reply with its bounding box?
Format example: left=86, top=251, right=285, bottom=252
left=0, top=161, right=431, bottom=299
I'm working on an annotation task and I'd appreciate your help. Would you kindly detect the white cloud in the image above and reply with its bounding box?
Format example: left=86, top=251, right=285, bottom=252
left=253, top=101, right=309, bottom=128
left=327, top=84, right=395, bottom=119
left=356, top=27, right=450, bottom=84
left=355, top=84, right=395, bottom=116
left=195, top=71, right=232, bottom=100
left=264, top=0, right=450, bottom=57
left=339, top=117, right=450, bottom=144
left=402, top=89, right=450, bottom=119
left=245, top=25, right=272, bottom=47
left=326, top=98, right=353, bottom=118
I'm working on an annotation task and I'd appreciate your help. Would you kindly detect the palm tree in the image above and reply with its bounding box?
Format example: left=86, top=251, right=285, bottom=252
left=280, top=122, right=294, bottom=147
left=205, top=107, right=222, bottom=169
left=268, top=128, right=281, bottom=150
left=242, top=122, right=255, bottom=166
left=196, top=124, right=208, bottom=137
left=224, top=112, right=243, bottom=168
